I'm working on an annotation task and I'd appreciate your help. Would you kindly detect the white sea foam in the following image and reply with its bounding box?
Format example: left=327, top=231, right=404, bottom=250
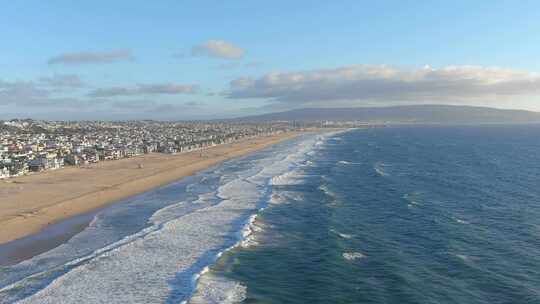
left=343, top=252, right=367, bottom=261
left=238, top=214, right=261, bottom=248
left=7, top=131, right=343, bottom=304
left=269, top=192, right=287, bottom=205
left=319, top=184, right=337, bottom=199
left=455, top=254, right=469, bottom=261
left=454, top=217, right=469, bottom=225
left=330, top=229, right=353, bottom=239
left=407, top=201, right=420, bottom=208
left=14, top=147, right=279, bottom=303
left=17, top=178, right=263, bottom=304
left=150, top=190, right=219, bottom=225
left=270, top=170, right=301, bottom=186
left=373, top=162, right=389, bottom=176
left=337, top=160, right=361, bottom=165
left=188, top=132, right=335, bottom=302
left=188, top=273, right=246, bottom=304
left=403, top=192, right=422, bottom=207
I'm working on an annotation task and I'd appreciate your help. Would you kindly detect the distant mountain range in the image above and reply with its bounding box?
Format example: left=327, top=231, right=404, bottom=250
left=234, top=105, right=540, bottom=124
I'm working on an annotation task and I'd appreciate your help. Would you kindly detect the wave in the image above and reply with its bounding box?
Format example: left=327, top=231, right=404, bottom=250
left=3, top=131, right=342, bottom=303
left=373, top=162, right=389, bottom=176
left=14, top=173, right=267, bottom=304
left=330, top=229, right=353, bottom=239
left=149, top=193, right=215, bottom=225
left=318, top=184, right=338, bottom=200
left=453, top=217, right=469, bottom=225
left=403, top=192, right=423, bottom=208
left=337, top=160, right=361, bottom=165
left=238, top=214, right=261, bottom=248
left=270, top=170, right=303, bottom=186
left=188, top=131, right=347, bottom=302
left=455, top=254, right=470, bottom=262
left=303, top=160, right=314, bottom=167
left=187, top=133, right=331, bottom=303
left=188, top=273, right=246, bottom=304
left=269, top=192, right=287, bottom=205
left=343, top=252, right=367, bottom=261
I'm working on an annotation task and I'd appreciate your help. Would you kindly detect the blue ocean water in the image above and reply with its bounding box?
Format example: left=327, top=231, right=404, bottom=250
left=1, top=126, right=540, bottom=303
left=200, top=126, right=540, bottom=303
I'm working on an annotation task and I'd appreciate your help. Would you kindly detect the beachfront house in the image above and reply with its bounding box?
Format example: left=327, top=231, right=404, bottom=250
left=0, top=163, right=9, bottom=179
left=28, top=156, right=47, bottom=172
left=64, top=154, right=81, bottom=166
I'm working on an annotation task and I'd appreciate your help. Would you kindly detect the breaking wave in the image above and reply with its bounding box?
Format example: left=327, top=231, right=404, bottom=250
left=0, top=132, right=330, bottom=304
left=373, top=162, right=389, bottom=176
left=343, top=252, right=367, bottom=261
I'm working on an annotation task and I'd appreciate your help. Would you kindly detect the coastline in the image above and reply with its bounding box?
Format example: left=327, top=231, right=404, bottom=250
left=0, top=131, right=321, bottom=303
left=0, top=210, right=98, bottom=266
left=0, top=132, right=302, bottom=246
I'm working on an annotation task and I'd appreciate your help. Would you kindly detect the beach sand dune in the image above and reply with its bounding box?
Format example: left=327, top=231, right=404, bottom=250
left=0, top=132, right=301, bottom=245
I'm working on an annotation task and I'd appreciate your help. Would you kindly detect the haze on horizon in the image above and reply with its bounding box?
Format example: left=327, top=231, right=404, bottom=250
left=2, top=1, right=540, bottom=120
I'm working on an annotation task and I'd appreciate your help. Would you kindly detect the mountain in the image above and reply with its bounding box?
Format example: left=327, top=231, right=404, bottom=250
left=234, top=105, right=540, bottom=124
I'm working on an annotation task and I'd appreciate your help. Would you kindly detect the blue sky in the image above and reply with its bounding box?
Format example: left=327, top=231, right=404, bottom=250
left=1, top=1, right=540, bottom=120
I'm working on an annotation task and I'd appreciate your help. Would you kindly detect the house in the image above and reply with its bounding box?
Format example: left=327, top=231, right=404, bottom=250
left=0, top=163, right=9, bottom=179
left=64, top=154, right=81, bottom=166
left=28, top=156, right=48, bottom=172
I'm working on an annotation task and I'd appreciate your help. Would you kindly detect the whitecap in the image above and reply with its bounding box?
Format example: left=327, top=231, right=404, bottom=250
left=455, top=254, right=469, bottom=261
left=188, top=273, right=246, bottom=304
left=269, top=193, right=287, bottom=205
left=330, top=229, right=353, bottom=239
left=343, top=252, right=367, bottom=261
left=337, top=160, right=361, bottom=165
left=373, top=162, right=389, bottom=176
left=403, top=192, right=422, bottom=206
left=453, top=217, right=469, bottom=225
left=318, top=184, right=338, bottom=199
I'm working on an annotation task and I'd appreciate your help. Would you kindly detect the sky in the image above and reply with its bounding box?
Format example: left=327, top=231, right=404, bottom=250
left=1, top=0, right=540, bottom=120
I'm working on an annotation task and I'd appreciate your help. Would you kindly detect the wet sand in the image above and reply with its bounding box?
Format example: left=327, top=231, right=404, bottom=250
left=0, top=132, right=301, bottom=246
left=0, top=210, right=97, bottom=266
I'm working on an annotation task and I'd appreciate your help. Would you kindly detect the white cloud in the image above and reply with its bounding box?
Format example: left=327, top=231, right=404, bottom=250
left=227, top=65, right=540, bottom=105
left=48, top=49, right=133, bottom=65
left=191, top=40, right=245, bottom=59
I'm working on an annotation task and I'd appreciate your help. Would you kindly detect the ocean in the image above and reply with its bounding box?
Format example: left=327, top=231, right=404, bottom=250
left=1, top=126, right=540, bottom=303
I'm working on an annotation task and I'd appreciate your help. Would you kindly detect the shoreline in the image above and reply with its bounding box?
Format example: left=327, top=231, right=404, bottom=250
left=0, top=210, right=98, bottom=266
left=0, top=132, right=303, bottom=247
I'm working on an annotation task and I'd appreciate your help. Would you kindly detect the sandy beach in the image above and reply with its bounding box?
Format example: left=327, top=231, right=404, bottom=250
left=0, top=132, right=301, bottom=245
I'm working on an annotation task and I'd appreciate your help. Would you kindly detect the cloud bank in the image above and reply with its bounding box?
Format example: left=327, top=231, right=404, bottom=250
left=39, top=74, right=84, bottom=88
left=191, top=40, right=245, bottom=59
left=88, top=83, right=199, bottom=97
left=48, top=49, right=133, bottom=65
left=0, top=80, right=50, bottom=105
left=228, top=65, right=540, bottom=106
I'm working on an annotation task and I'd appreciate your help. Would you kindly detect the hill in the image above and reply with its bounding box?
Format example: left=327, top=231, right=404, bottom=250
left=234, top=105, right=540, bottom=124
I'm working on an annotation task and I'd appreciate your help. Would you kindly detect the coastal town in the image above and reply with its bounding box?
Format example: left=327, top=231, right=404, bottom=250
left=0, top=119, right=296, bottom=179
